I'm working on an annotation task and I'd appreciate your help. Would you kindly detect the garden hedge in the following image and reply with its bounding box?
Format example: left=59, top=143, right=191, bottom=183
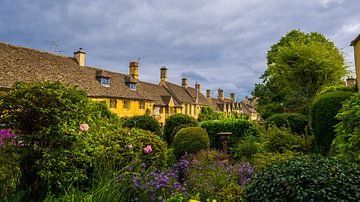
left=163, top=114, right=198, bottom=145
left=246, top=155, right=360, bottom=201
left=310, top=90, right=354, bottom=155
left=266, top=113, right=307, bottom=135
left=200, top=118, right=259, bottom=151
left=122, top=115, right=162, bottom=136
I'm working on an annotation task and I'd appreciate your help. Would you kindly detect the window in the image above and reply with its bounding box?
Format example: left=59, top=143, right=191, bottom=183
left=139, top=101, right=145, bottom=109
left=165, top=107, right=169, bottom=114
left=128, top=82, right=137, bottom=91
left=110, top=99, right=117, bottom=108
left=100, top=77, right=110, bottom=87
left=124, top=100, right=130, bottom=110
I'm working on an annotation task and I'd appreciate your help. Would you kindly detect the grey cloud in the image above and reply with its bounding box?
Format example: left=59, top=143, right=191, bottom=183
left=0, top=0, right=360, bottom=99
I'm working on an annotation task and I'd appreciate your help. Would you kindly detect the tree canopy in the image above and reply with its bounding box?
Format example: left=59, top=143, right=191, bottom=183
left=252, top=30, right=348, bottom=118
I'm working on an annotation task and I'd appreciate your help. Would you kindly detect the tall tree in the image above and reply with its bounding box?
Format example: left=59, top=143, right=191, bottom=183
left=252, top=30, right=348, bottom=118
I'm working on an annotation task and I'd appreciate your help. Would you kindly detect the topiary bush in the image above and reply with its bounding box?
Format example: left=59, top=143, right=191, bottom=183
left=0, top=81, right=119, bottom=200
left=310, top=90, right=354, bottom=155
left=200, top=118, right=259, bottom=151
left=122, top=115, right=162, bottom=136
left=172, top=127, right=210, bottom=159
left=331, top=93, right=360, bottom=163
left=246, top=155, right=360, bottom=201
left=163, top=114, right=198, bottom=145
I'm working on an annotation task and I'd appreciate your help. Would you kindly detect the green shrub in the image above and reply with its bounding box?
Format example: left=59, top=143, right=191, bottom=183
left=0, top=82, right=118, bottom=200
left=200, top=118, right=259, bottom=151
left=163, top=114, right=198, bottom=145
left=261, top=126, right=310, bottom=153
left=172, top=127, right=210, bottom=159
left=246, top=155, right=360, bottom=201
left=266, top=113, right=307, bottom=135
left=265, top=114, right=289, bottom=129
left=95, top=127, right=168, bottom=168
left=231, top=135, right=258, bottom=162
left=331, top=93, right=360, bottom=163
left=310, top=90, right=354, bottom=155
left=122, top=115, right=162, bottom=136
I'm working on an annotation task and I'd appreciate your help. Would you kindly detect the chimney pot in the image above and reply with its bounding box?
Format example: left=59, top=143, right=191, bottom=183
left=74, top=48, right=86, bottom=67
left=195, top=83, right=201, bottom=92
left=230, top=93, right=236, bottom=102
left=129, top=61, right=139, bottom=80
left=218, top=89, right=224, bottom=100
left=182, top=78, right=188, bottom=88
left=160, top=66, right=168, bottom=82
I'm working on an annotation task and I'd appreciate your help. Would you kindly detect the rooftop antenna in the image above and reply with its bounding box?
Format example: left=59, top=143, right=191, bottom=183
left=44, top=40, right=59, bottom=54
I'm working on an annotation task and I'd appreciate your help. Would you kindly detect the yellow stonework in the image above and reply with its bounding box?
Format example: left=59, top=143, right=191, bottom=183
left=91, top=98, right=153, bottom=118
left=353, top=40, right=360, bottom=90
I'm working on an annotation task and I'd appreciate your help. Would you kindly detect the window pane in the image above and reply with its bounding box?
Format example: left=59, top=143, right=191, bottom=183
left=110, top=99, right=117, bottom=108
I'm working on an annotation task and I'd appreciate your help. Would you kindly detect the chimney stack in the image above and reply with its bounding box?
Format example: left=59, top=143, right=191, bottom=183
left=230, top=93, right=236, bottom=102
left=218, top=89, right=224, bottom=100
left=346, top=76, right=356, bottom=87
left=129, top=61, right=139, bottom=80
left=74, top=48, right=86, bottom=67
left=160, top=66, right=168, bottom=83
left=206, top=89, right=212, bottom=102
left=195, top=83, right=201, bottom=92
left=182, top=78, right=188, bottom=88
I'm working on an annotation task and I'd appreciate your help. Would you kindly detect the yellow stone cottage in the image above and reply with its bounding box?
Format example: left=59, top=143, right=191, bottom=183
left=0, top=41, right=260, bottom=123
left=351, top=34, right=360, bottom=89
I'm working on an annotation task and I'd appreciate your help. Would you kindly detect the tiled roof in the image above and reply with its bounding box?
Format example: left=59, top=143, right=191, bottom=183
left=139, top=81, right=181, bottom=106
left=0, top=42, right=152, bottom=100
left=163, top=82, right=209, bottom=105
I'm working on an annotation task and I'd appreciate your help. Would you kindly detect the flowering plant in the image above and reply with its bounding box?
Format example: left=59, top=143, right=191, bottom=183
left=143, top=145, right=153, bottom=154
left=79, top=123, right=89, bottom=132
left=0, top=129, right=16, bottom=146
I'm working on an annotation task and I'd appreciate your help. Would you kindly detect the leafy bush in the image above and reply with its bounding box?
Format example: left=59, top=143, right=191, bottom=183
left=200, top=118, right=259, bottom=151
left=172, top=127, right=210, bottom=159
left=246, top=155, right=360, bottom=201
left=260, top=126, right=310, bottom=153
left=310, top=90, right=354, bottom=155
left=231, top=135, right=258, bottom=162
left=266, top=113, right=307, bottom=135
left=265, top=114, right=289, bottom=129
left=331, top=93, right=360, bottom=163
left=95, top=127, right=168, bottom=169
left=163, top=114, right=198, bottom=145
left=0, top=82, right=118, bottom=200
left=122, top=115, right=162, bottom=136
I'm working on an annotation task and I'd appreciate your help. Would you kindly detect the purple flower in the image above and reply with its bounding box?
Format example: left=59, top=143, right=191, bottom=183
left=0, top=129, right=16, bottom=146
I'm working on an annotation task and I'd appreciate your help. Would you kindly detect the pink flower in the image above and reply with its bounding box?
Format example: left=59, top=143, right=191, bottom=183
left=128, top=144, right=133, bottom=150
left=143, top=145, right=153, bottom=154
left=79, top=124, right=89, bottom=132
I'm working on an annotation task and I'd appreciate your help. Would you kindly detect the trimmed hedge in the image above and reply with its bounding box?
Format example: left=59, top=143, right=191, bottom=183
left=163, top=114, right=198, bottom=145
left=200, top=118, right=259, bottom=151
left=266, top=113, right=307, bottom=135
left=122, top=115, right=162, bottom=136
left=246, top=155, right=360, bottom=201
left=310, top=90, right=354, bottom=155
left=172, top=127, right=210, bottom=159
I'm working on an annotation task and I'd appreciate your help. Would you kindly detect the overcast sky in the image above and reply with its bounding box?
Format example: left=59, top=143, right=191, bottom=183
left=1, top=0, right=359, bottom=100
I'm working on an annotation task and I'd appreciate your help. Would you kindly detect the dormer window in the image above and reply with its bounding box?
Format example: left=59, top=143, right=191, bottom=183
left=128, top=82, right=137, bottom=91
left=100, top=77, right=110, bottom=87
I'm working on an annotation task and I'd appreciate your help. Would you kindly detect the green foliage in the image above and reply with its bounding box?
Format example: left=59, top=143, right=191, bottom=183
left=260, top=126, right=310, bottom=153
left=246, top=155, right=360, bottom=201
left=122, top=115, right=162, bottom=136
left=252, top=30, right=348, bottom=117
left=231, top=135, right=258, bottom=162
left=310, top=90, right=354, bottom=155
left=172, top=127, right=210, bottom=159
left=163, top=114, right=198, bottom=145
left=331, top=93, right=360, bottom=163
left=265, top=114, right=289, bottom=129
left=0, top=81, right=116, bottom=199
left=200, top=118, right=259, bottom=151
left=185, top=150, right=249, bottom=201
left=95, top=127, right=168, bottom=169
left=285, top=113, right=308, bottom=135
left=197, top=106, right=229, bottom=122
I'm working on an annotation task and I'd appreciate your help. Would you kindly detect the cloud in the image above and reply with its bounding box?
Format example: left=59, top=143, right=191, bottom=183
left=0, top=0, right=359, bottom=99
